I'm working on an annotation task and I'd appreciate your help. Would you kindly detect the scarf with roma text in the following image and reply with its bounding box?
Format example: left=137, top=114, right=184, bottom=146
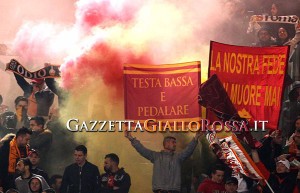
left=8, top=137, right=29, bottom=173
left=6, top=59, right=60, bottom=79
left=247, top=15, right=300, bottom=34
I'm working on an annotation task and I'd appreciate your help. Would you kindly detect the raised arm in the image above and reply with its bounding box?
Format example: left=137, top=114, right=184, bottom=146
left=251, top=149, right=270, bottom=180
left=251, top=149, right=260, bottom=163
left=124, top=129, right=155, bottom=162
left=178, top=131, right=202, bottom=161
left=45, top=78, right=68, bottom=106
left=13, top=73, right=31, bottom=97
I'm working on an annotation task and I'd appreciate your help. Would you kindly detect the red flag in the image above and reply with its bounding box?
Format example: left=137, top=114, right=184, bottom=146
left=124, top=61, right=201, bottom=124
left=209, top=41, right=289, bottom=130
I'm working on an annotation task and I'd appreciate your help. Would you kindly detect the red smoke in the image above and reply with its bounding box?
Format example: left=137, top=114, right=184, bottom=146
left=60, top=0, right=152, bottom=98
left=61, top=42, right=151, bottom=97
left=12, top=0, right=152, bottom=100
left=11, top=0, right=229, bottom=100
left=75, top=0, right=139, bottom=30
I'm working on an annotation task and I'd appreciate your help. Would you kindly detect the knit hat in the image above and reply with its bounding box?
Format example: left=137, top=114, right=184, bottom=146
left=277, top=159, right=290, bottom=169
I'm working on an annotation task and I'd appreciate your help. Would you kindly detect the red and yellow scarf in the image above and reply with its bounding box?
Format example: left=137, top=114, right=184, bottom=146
left=8, top=137, right=29, bottom=173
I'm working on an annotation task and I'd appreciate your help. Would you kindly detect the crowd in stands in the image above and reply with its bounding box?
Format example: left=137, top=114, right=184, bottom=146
left=0, top=0, right=300, bottom=193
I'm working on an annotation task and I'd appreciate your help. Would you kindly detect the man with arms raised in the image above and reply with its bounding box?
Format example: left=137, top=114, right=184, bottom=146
left=125, top=130, right=202, bottom=193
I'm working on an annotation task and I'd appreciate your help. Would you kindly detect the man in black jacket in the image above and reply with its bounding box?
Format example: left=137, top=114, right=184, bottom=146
left=60, top=145, right=100, bottom=193
left=28, top=149, right=50, bottom=183
left=100, top=153, right=131, bottom=193
left=29, top=116, right=52, bottom=170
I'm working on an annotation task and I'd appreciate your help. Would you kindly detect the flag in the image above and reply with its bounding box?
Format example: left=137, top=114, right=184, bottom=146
left=199, top=74, right=261, bottom=148
left=124, top=61, right=201, bottom=124
left=209, top=41, right=289, bottom=130
left=206, top=133, right=264, bottom=180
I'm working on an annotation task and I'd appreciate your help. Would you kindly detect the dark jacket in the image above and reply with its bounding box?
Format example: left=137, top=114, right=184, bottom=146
left=29, top=129, right=52, bottom=169
left=256, top=162, right=298, bottom=193
left=14, top=73, right=54, bottom=116
left=60, top=161, right=100, bottom=193
left=263, top=172, right=298, bottom=193
left=257, top=137, right=282, bottom=172
left=100, top=168, right=131, bottom=193
left=3, top=113, right=30, bottom=134
left=30, top=130, right=52, bottom=153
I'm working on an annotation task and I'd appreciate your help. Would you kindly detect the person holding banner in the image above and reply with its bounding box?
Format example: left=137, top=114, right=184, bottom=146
left=254, top=27, right=276, bottom=47
left=275, top=27, right=292, bottom=45
left=251, top=149, right=298, bottom=193
left=13, top=72, right=54, bottom=118
left=44, top=63, right=67, bottom=108
left=284, top=128, right=300, bottom=162
left=258, top=129, right=283, bottom=172
left=124, top=130, right=202, bottom=193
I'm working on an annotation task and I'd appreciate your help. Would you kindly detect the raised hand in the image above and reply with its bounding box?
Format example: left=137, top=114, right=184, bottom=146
left=124, top=129, right=134, bottom=140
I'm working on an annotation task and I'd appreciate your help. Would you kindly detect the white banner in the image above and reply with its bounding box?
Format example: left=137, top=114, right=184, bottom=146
left=206, top=133, right=264, bottom=179
left=247, top=15, right=300, bottom=33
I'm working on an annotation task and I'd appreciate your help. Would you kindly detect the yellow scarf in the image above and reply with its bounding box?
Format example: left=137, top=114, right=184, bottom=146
left=8, top=137, right=29, bottom=173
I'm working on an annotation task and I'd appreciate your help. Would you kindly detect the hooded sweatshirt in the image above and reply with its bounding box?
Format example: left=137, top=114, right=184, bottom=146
left=15, top=174, right=49, bottom=193
left=29, top=176, right=43, bottom=193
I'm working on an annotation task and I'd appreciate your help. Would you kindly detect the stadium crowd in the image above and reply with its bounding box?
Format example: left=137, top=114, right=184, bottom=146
left=0, top=0, right=300, bottom=193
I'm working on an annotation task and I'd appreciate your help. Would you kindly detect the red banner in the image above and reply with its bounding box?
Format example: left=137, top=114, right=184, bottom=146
left=124, top=62, right=201, bottom=123
left=209, top=42, right=289, bottom=130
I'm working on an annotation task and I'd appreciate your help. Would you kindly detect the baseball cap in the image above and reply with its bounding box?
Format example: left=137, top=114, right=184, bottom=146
left=225, top=177, right=238, bottom=185
left=277, top=159, right=290, bottom=169
left=28, top=149, right=40, bottom=157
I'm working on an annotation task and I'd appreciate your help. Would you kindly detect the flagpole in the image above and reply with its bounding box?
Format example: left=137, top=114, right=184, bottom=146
left=264, top=179, right=275, bottom=193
